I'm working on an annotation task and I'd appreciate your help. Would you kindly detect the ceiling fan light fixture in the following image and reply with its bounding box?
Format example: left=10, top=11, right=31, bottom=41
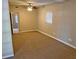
left=27, top=6, right=33, bottom=11
left=27, top=3, right=33, bottom=11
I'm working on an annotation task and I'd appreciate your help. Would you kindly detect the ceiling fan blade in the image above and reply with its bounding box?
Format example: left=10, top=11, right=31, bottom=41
left=33, top=6, right=38, bottom=9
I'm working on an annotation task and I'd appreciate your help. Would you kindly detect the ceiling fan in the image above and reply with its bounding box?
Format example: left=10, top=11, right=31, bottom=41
left=26, top=0, right=38, bottom=11
left=26, top=2, right=38, bottom=11
left=12, top=0, right=38, bottom=11
left=9, top=0, right=65, bottom=11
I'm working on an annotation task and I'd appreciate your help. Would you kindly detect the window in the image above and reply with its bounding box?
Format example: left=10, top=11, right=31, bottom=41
left=46, top=12, right=53, bottom=24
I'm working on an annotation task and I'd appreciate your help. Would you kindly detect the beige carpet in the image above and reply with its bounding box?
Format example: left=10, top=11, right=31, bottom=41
left=12, top=31, right=76, bottom=59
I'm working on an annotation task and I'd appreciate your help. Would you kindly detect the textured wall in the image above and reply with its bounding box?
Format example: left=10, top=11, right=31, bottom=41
left=38, top=0, right=76, bottom=47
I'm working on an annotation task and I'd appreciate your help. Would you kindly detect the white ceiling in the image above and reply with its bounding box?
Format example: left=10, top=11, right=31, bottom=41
left=9, top=0, right=65, bottom=6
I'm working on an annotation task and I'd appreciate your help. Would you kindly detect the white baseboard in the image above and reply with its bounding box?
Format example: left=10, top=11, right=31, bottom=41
left=13, top=30, right=37, bottom=34
left=20, top=30, right=38, bottom=33
left=2, top=54, right=14, bottom=59
left=38, top=30, right=76, bottom=49
left=13, top=30, right=76, bottom=49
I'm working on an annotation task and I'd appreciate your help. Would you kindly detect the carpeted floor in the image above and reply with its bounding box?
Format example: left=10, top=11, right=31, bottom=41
left=10, top=31, right=75, bottom=59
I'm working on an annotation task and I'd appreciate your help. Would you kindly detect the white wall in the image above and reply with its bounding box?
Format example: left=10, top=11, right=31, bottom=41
left=2, top=0, right=14, bottom=58
left=38, top=0, right=76, bottom=48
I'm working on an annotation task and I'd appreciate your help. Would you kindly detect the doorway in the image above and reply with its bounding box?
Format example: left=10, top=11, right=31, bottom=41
left=10, top=12, right=19, bottom=33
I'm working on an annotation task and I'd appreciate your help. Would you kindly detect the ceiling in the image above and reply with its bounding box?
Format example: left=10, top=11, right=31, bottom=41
left=9, top=0, right=65, bottom=7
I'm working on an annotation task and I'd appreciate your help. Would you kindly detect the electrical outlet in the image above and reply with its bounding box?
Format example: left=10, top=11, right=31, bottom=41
left=68, top=38, right=72, bottom=42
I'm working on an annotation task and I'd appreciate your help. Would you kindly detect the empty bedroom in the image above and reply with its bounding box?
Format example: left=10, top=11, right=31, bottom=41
left=2, top=0, right=76, bottom=59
